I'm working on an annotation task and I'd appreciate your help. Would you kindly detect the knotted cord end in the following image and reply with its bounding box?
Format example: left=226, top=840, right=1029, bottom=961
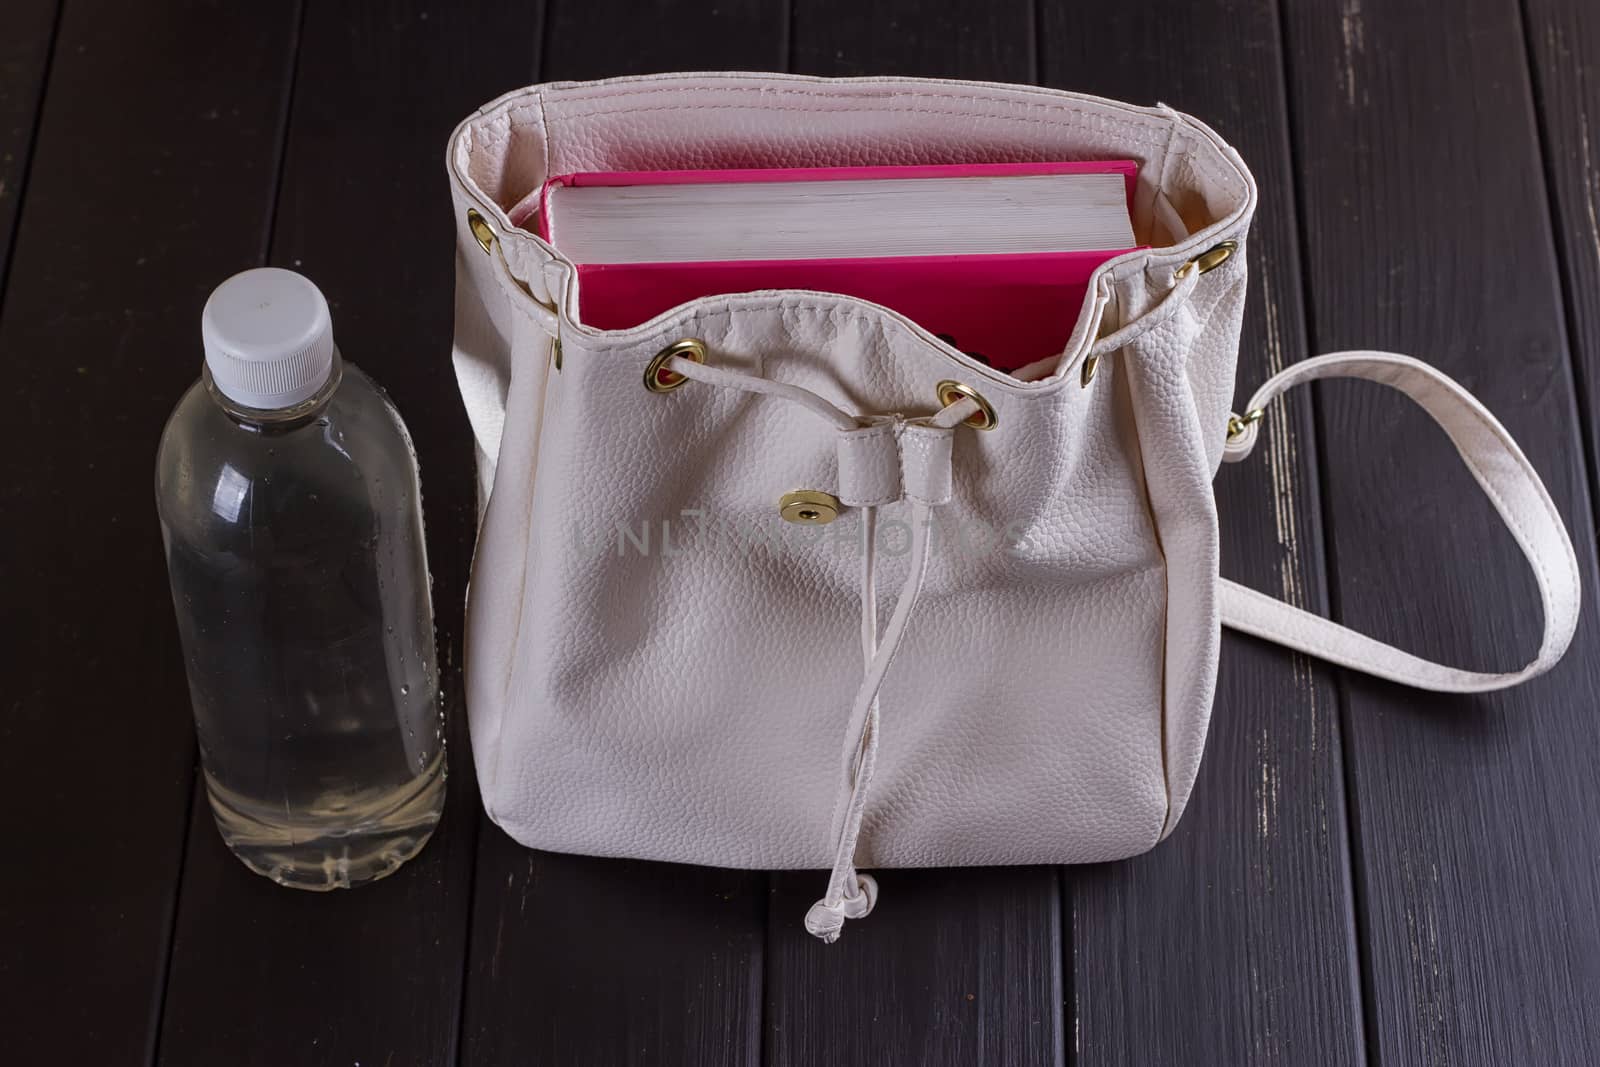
left=803, top=873, right=879, bottom=944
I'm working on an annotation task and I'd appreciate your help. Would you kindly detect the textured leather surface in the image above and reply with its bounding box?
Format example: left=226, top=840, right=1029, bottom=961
left=447, top=73, right=1258, bottom=869
left=836, top=420, right=901, bottom=506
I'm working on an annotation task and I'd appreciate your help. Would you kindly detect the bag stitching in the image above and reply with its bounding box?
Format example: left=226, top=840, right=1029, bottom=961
left=539, top=103, right=1239, bottom=192
left=525, top=81, right=1243, bottom=190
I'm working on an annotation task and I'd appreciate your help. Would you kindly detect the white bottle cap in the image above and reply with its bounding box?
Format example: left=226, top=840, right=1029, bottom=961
left=201, top=267, right=336, bottom=409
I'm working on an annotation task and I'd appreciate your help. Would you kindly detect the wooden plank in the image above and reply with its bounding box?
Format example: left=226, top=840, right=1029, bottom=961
left=1282, top=0, right=1600, bottom=1060
left=0, top=2, right=297, bottom=1064
left=544, top=0, right=787, bottom=77
left=1519, top=9, right=1600, bottom=1047
left=463, top=830, right=766, bottom=1066
left=766, top=868, right=1062, bottom=1067
left=790, top=0, right=1031, bottom=78
left=457, top=4, right=781, bottom=1065
left=153, top=3, right=538, bottom=1065
left=763, top=7, right=1065, bottom=1067
left=0, top=0, right=56, bottom=285
left=1037, top=2, right=1365, bottom=1062
left=1525, top=0, right=1600, bottom=503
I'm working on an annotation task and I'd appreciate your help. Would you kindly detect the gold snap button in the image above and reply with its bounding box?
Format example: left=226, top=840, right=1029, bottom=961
left=466, top=208, right=496, bottom=255
left=779, top=490, right=841, bottom=525
left=644, top=338, right=707, bottom=393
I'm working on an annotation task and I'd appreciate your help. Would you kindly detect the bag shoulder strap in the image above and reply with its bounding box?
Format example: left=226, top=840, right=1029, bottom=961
left=1220, top=350, right=1581, bottom=693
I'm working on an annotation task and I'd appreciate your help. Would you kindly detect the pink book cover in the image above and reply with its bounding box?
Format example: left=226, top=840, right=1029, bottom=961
left=531, top=161, right=1140, bottom=370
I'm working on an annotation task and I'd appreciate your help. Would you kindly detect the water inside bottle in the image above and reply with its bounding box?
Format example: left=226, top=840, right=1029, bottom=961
left=160, top=367, right=445, bottom=890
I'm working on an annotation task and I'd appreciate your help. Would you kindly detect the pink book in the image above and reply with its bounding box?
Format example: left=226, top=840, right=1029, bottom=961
left=530, top=161, right=1140, bottom=370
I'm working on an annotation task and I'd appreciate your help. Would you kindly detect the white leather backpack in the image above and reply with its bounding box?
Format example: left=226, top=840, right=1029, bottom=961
left=446, top=73, right=1579, bottom=941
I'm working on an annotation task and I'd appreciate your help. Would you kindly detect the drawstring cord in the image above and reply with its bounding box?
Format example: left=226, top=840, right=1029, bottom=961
left=654, top=266, right=1202, bottom=941
left=666, top=354, right=974, bottom=942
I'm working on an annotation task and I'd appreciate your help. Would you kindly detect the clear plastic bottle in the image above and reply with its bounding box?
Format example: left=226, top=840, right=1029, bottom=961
left=155, top=268, right=444, bottom=890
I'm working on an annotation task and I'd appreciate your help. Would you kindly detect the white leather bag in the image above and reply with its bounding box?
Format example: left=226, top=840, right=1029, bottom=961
left=446, top=73, right=1581, bottom=942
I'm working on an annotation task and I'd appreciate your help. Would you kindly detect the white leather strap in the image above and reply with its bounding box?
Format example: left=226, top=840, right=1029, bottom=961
left=1220, top=351, right=1581, bottom=693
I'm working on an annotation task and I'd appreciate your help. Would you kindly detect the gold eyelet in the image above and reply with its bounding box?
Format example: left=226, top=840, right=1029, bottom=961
left=935, top=379, right=998, bottom=430
left=1080, top=353, right=1101, bottom=387
left=779, top=490, right=841, bottom=525
left=466, top=208, right=496, bottom=255
left=644, top=338, right=707, bottom=393
left=1176, top=240, right=1238, bottom=281
left=1226, top=407, right=1266, bottom=441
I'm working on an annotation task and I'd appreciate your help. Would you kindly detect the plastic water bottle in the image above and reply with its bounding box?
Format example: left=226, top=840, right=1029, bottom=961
left=155, top=268, right=444, bottom=889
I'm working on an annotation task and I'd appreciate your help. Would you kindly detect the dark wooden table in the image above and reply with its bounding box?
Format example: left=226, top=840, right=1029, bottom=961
left=4, top=1, right=1599, bottom=1063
